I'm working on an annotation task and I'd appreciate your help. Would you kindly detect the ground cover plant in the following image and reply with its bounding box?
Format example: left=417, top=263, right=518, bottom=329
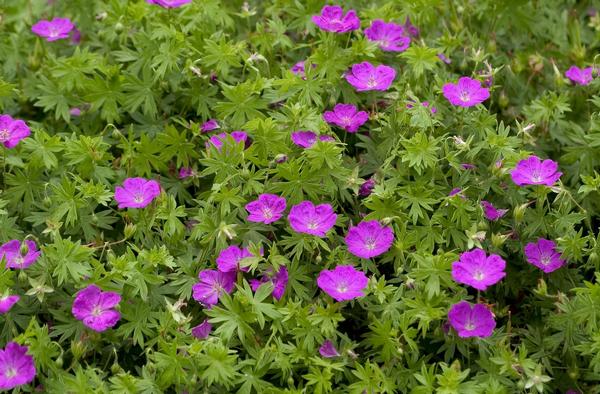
left=0, top=0, right=599, bottom=392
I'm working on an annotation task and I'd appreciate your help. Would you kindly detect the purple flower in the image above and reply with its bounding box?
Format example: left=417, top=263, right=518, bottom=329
left=71, top=28, right=81, bottom=44
left=406, top=100, right=437, bottom=114
left=345, top=62, right=396, bottom=92
left=146, top=0, right=192, bottom=8
left=442, top=77, right=490, bottom=107
left=291, top=61, right=316, bottom=79
left=319, top=340, right=340, bottom=358
left=216, top=245, right=253, bottom=273
left=31, top=17, right=75, bottom=41
left=178, top=167, right=195, bottom=179
left=288, top=201, right=337, bottom=237
left=565, top=66, right=594, bottom=86
left=114, top=177, right=161, bottom=209
left=481, top=201, right=508, bottom=221
left=249, top=267, right=288, bottom=300
left=402, top=17, right=419, bottom=38
left=192, top=270, right=236, bottom=308
left=191, top=319, right=212, bottom=339
left=311, top=5, right=360, bottom=33
left=0, top=115, right=31, bottom=149
left=72, top=285, right=121, bottom=332
left=449, top=188, right=465, bottom=198
left=69, top=107, right=82, bottom=116
left=206, top=131, right=248, bottom=151
left=438, top=53, right=452, bottom=64
left=451, top=249, right=506, bottom=291
left=323, top=104, right=369, bottom=133
left=524, top=239, right=565, bottom=273
left=291, top=131, right=335, bottom=149
left=510, top=155, right=562, bottom=186
left=345, top=220, right=394, bottom=259
left=0, top=342, right=36, bottom=390
left=0, top=240, right=40, bottom=270
left=461, top=163, right=476, bottom=170
left=317, top=265, right=369, bottom=302
left=364, top=20, right=410, bottom=52
left=0, top=294, right=19, bottom=314
left=358, top=178, right=375, bottom=197
left=448, top=301, right=496, bottom=338
left=201, top=119, right=219, bottom=132
left=245, top=194, right=287, bottom=224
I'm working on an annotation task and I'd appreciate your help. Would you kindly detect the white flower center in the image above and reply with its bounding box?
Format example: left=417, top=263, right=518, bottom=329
left=473, top=270, right=485, bottom=281
left=459, top=91, right=471, bottom=102
left=341, top=116, right=351, bottom=125
left=465, top=322, right=476, bottom=330
left=13, top=256, right=24, bottom=266
left=365, top=238, right=377, bottom=251
left=307, top=221, right=319, bottom=230
left=92, top=306, right=103, bottom=317
left=133, top=193, right=144, bottom=203
left=5, top=367, right=17, bottom=378
left=336, top=282, right=348, bottom=293
left=262, top=207, right=273, bottom=219
left=530, top=170, right=542, bottom=183
left=0, top=128, right=9, bottom=141
left=367, top=77, right=378, bottom=88
left=540, top=255, right=551, bottom=266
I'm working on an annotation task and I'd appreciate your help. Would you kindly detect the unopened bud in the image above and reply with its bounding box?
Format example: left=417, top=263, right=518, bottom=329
left=514, top=203, right=528, bottom=223
left=124, top=223, right=136, bottom=239
left=491, top=233, right=508, bottom=248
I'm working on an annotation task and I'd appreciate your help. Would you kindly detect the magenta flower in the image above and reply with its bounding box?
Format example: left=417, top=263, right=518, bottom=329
left=345, top=220, right=394, bottom=259
left=288, top=201, right=337, bottom=237
left=291, top=131, right=335, bottom=149
left=249, top=266, right=288, bottom=300
left=0, top=115, right=30, bottom=149
left=146, top=0, right=192, bottom=8
left=31, top=17, right=75, bottom=41
left=451, top=249, right=506, bottom=291
left=345, top=62, right=396, bottom=92
left=402, top=17, right=419, bottom=38
left=319, top=340, right=340, bottom=358
left=510, top=156, right=562, bottom=186
left=524, top=239, right=565, bottom=273
left=192, top=270, right=236, bottom=308
left=442, top=77, right=490, bottom=107
left=359, top=178, right=375, bottom=197
left=191, top=319, right=212, bottom=339
left=317, top=265, right=368, bottom=302
left=449, top=188, right=464, bottom=198
left=114, top=178, right=161, bottom=209
left=481, top=201, right=508, bottom=221
left=0, top=240, right=40, bottom=269
left=448, top=301, right=496, bottom=338
left=206, top=131, right=248, bottom=151
left=364, top=20, right=410, bottom=52
left=201, top=119, right=219, bottom=133
left=0, top=342, right=36, bottom=391
left=311, top=5, right=360, bottom=33
left=216, top=245, right=253, bottom=273
left=69, top=107, right=82, bottom=116
left=323, top=104, right=369, bottom=133
left=565, top=66, right=594, bottom=86
left=0, top=294, right=19, bottom=314
left=245, top=194, right=287, bottom=224
left=178, top=167, right=195, bottom=179
left=72, top=285, right=121, bottom=332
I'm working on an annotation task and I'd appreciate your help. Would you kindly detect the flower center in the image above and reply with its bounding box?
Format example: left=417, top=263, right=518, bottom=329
left=307, top=221, right=319, bottom=230
left=540, top=255, right=551, bottom=266
left=473, top=270, right=485, bottom=281
left=365, top=238, right=377, bottom=251
left=530, top=170, right=542, bottom=183
left=465, top=322, right=476, bottom=331
left=262, top=207, right=273, bottom=219
left=459, top=91, right=471, bottom=102
left=336, top=282, right=348, bottom=293
left=133, top=193, right=144, bottom=203
left=4, top=367, right=17, bottom=378
left=92, top=306, right=103, bottom=317
left=0, top=129, right=9, bottom=141
left=13, top=255, right=24, bottom=266
left=49, top=27, right=59, bottom=37
left=341, top=116, right=352, bottom=125
left=367, top=77, right=378, bottom=88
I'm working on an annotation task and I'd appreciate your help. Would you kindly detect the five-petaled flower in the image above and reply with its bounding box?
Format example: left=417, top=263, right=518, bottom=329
left=323, top=104, right=369, bottom=133
left=345, top=62, right=397, bottom=92
left=448, top=301, right=496, bottom=338
left=245, top=194, right=287, bottom=224
left=31, top=17, right=75, bottom=41
left=0, top=240, right=41, bottom=269
left=72, top=284, right=122, bottom=332
left=114, top=178, right=161, bottom=209
left=0, top=115, right=30, bottom=149
left=364, top=19, right=411, bottom=52
left=345, top=220, right=394, bottom=259
left=442, top=77, right=490, bottom=107
left=291, top=131, right=335, bottom=148
left=451, top=248, right=506, bottom=291
left=510, top=155, right=562, bottom=186
left=288, top=201, right=337, bottom=237
left=249, top=267, right=288, bottom=300
left=565, top=66, right=594, bottom=86
left=192, top=270, right=236, bottom=308
left=0, top=342, right=36, bottom=391
left=317, top=265, right=369, bottom=301
left=216, top=245, right=254, bottom=273
left=524, top=239, right=565, bottom=273
left=312, top=5, right=360, bottom=33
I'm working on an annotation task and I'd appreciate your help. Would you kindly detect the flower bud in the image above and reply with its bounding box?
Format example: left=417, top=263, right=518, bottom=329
left=514, top=203, right=528, bottom=223
left=55, top=356, right=63, bottom=368
left=491, top=233, right=508, bottom=248
left=124, top=223, right=136, bottom=239
left=71, top=340, right=86, bottom=360
left=20, top=241, right=29, bottom=256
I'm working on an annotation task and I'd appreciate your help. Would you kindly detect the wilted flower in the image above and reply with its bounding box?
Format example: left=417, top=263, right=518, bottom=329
left=146, top=0, right=192, bottom=8
left=291, top=131, right=335, bottom=148
left=192, top=270, right=236, bottom=308
left=0, top=114, right=31, bottom=149
left=565, top=66, right=594, bottom=86
left=312, top=5, right=360, bottom=33
left=510, top=155, right=562, bottom=186
left=114, top=178, right=161, bottom=209
left=31, top=17, right=75, bottom=41
left=0, top=240, right=41, bottom=269
left=0, top=342, right=36, bottom=390
left=345, top=220, right=394, bottom=259
left=449, top=188, right=465, bottom=198
left=358, top=178, right=375, bottom=197
left=438, top=53, right=452, bottom=64
left=524, top=239, right=565, bottom=273
left=249, top=266, right=288, bottom=300
left=191, top=319, right=212, bottom=339
left=345, top=62, right=397, bottom=92
left=216, top=245, right=253, bottom=272
left=72, top=285, right=121, bottom=332
left=206, top=131, right=248, bottom=151
left=178, top=167, right=195, bottom=179
left=291, top=61, right=316, bottom=79
left=448, top=301, right=496, bottom=338
left=323, top=104, right=369, bottom=133
left=245, top=194, right=287, bottom=224
left=69, top=107, right=82, bottom=117
left=442, top=77, right=490, bottom=107
left=461, top=163, right=476, bottom=170
left=406, top=100, right=437, bottom=114
left=451, top=248, right=506, bottom=291
left=317, top=265, right=368, bottom=301
left=201, top=119, right=219, bottom=132
left=0, top=294, right=19, bottom=314
left=288, top=201, right=337, bottom=237
left=364, top=20, right=410, bottom=52
left=319, top=340, right=340, bottom=358
left=402, top=17, right=419, bottom=37
left=481, top=201, right=508, bottom=221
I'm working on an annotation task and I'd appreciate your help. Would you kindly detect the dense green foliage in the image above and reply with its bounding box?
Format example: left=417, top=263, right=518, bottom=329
left=1, top=0, right=600, bottom=392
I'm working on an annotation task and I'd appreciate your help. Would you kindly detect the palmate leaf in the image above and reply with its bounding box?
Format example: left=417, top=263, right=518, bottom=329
left=46, top=237, right=95, bottom=286
left=214, top=79, right=270, bottom=127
